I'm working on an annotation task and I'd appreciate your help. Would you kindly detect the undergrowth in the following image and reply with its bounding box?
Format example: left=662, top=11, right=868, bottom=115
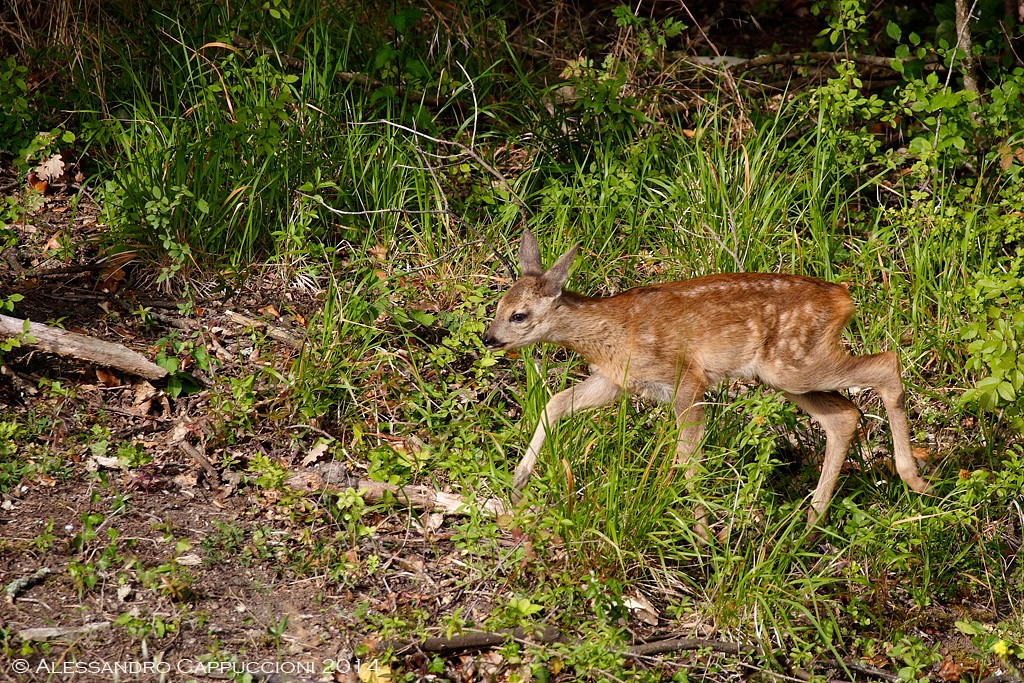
left=3, top=0, right=1023, bottom=680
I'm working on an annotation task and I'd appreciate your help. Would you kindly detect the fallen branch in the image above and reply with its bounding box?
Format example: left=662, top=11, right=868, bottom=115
left=0, top=313, right=168, bottom=380
left=4, top=567, right=51, bottom=604
left=23, top=262, right=105, bottom=278
left=626, top=637, right=758, bottom=658
left=383, top=622, right=909, bottom=683
left=386, top=626, right=565, bottom=656
left=224, top=310, right=304, bottom=350
left=815, top=658, right=901, bottom=682
left=722, top=51, right=940, bottom=73
left=358, top=479, right=507, bottom=516
left=285, top=466, right=508, bottom=517
left=18, top=622, right=111, bottom=642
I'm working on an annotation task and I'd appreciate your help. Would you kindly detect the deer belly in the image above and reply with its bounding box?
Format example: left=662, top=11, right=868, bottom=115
left=627, top=379, right=676, bottom=404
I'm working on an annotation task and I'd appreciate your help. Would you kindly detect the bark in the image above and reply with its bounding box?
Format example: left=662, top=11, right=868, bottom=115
left=0, top=313, right=168, bottom=380
left=954, top=0, right=980, bottom=94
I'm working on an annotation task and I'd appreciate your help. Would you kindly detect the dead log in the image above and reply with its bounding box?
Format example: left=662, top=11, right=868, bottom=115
left=285, top=465, right=508, bottom=517
left=0, top=313, right=168, bottom=380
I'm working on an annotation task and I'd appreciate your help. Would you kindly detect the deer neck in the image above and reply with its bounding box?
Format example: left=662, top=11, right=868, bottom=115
left=543, top=292, right=625, bottom=368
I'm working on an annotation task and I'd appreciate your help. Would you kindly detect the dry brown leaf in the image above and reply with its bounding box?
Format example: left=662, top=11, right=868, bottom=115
left=35, top=153, right=65, bottom=181
left=369, top=243, right=388, bottom=260
left=301, top=441, right=330, bottom=466
left=42, top=232, right=62, bottom=254
left=133, top=381, right=158, bottom=406
left=863, top=654, right=889, bottom=669
left=173, top=472, right=199, bottom=490
left=937, top=659, right=970, bottom=682
left=998, top=145, right=1024, bottom=172
left=95, top=368, right=121, bottom=387
left=624, top=593, right=660, bottom=626
left=912, top=446, right=930, bottom=462
left=26, top=170, right=47, bottom=194
left=394, top=556, right=424, bottom=572
left=99, top=266, right=126, bottom=292
left=259, top=304, right=280, bottom=318
left=175, top=553, right=202, bottom=566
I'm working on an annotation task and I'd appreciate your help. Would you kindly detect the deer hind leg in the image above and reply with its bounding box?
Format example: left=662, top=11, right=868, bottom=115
left=783, top=390, right=861, bottom=529
left=513, top=374, right=621, bottom=491
left=834, top=351, right=928, bottom=494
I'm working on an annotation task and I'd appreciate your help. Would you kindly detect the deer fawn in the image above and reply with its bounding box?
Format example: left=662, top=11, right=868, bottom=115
left=482, top=229, right=929, bottom=531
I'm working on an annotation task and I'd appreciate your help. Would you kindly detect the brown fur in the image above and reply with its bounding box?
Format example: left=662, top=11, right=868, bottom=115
left=483, top=230, right=929, bottom=532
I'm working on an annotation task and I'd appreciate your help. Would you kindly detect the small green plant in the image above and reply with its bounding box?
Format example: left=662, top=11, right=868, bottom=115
left=886, top=636, right=941, bottom=682
left=0, top=57, right=36, bottom=156
left=136, top=539, right=197, bottom=602
left=17, top=128, right=77, bottom=172
left=247, top=452, right=289, bottom=490
left=116, top=442, right=152, bottom=468
left=812, top=0, right=869, bottom=51
left=115, top=612, right=178, bottom=639
left=0, top=293, right=23, bottom=315
left=960, top=265, right=1024, bottom=431
left=69, top=521, right=121, bottom=597
left=144, top=184, right=203, bottom=285
left=329, top=487, right=373, bottom=543
left=0, top=309, right=29, bottom=355
left=154, top=332, right=210, bottom=397
left=200, top=521, right=247, bottom=564
left=30, top=520, right=56, bottom=552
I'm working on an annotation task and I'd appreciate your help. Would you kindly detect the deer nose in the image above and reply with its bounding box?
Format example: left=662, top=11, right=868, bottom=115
left=482, top=334, right=501, bottom=349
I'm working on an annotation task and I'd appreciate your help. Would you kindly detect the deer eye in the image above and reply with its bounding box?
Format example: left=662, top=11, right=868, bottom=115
left=509, top=312, right=527, bottom=324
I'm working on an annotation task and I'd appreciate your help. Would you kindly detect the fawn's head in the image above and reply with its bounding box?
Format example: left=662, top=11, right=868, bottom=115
left=482, top=229, right=579, bottom=351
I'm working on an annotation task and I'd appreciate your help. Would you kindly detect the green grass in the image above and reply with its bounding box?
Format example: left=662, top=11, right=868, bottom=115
left=8, top=0, right=1023, bottom=678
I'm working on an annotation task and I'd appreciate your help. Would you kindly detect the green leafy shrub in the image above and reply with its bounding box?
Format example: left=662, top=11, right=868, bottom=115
left=960, top=262, right=1024, bottom=430
left=0, top=57, right=33, bottom=156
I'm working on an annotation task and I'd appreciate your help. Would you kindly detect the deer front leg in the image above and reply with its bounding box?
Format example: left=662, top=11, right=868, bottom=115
left=513, top=374, right=621, bottom=490
left=672, top=372, right=710, bottom=539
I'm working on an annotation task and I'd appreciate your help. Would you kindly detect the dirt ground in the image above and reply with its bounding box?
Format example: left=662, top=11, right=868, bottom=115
left=0, top=161, right=519, bottom=683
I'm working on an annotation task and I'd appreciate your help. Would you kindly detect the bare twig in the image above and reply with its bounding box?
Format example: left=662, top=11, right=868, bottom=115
left=284, top=465, right=508, bottom=517
left=299, top=194, right=449, bottom=217
left=817, top=659, right=901, bottom=682
left=23, top=262, right=104, bottom=278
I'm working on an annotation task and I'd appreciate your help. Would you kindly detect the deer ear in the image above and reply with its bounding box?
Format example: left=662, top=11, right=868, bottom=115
left=541, top=242, right=579, bottom=296
left=519, top=229, right=543, bottom=277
